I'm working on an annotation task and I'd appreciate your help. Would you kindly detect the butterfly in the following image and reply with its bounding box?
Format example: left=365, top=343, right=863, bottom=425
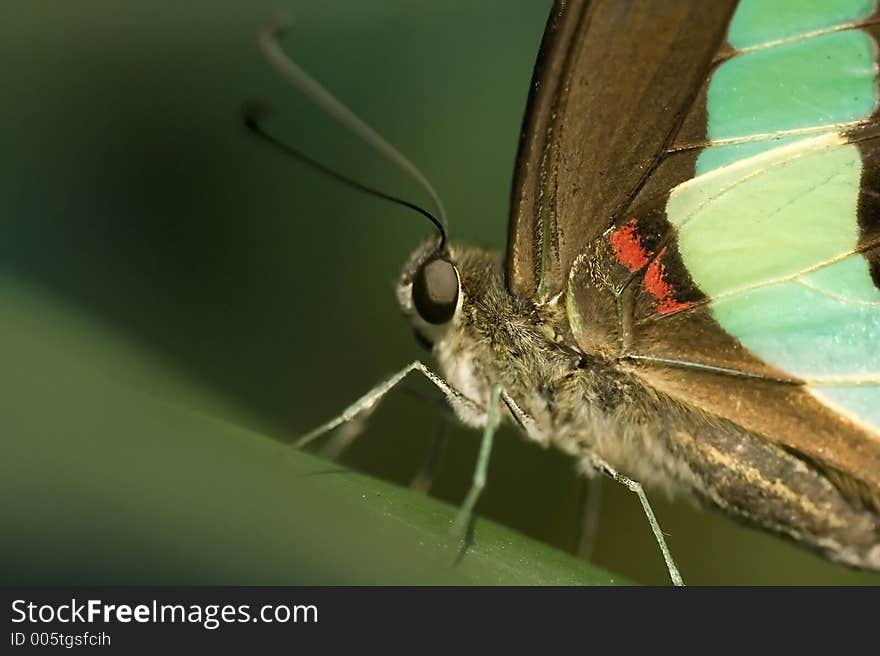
left=258, top=0, right=880, bottom=584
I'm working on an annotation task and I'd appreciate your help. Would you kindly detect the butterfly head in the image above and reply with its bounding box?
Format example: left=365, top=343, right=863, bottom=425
left=396, top=239, right=464, bottom=350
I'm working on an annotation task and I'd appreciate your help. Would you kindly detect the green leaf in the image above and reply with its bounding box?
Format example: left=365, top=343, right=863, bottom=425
left=0, top=276, right=628, bottom=585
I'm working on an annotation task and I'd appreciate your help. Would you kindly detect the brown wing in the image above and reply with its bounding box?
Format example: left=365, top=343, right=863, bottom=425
left=507, top=0, right=738, bottom=301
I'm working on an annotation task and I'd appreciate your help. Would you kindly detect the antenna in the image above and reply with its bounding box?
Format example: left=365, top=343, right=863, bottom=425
left=243, top=103, right=447, bottom=247
left=258, top=20, right=448, bottom=232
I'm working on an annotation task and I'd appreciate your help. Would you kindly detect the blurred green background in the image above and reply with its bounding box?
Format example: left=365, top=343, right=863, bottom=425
left=2, top=0, right=878, bottom=585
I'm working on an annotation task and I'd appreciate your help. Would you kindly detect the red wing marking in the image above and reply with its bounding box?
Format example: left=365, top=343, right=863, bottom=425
left=644, top=247, right=691, bottom=315
left=609, top=219, right=692, bottom=315
left=609, top=218, right=650, bottom=271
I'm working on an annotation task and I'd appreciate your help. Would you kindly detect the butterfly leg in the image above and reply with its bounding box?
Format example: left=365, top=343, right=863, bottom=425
left=319, top=375, right=459, bottom=461
left=452, top=383, right=502, bottom=536
left=410, top=422, right=448, bottom=493
left=575, top=477, right=603, bottom=561
left=298, top=365, right=501, bottom=545
left=588, top=454, right=684, bottom=587
left=316, top=405, right=378, bottom=460
left=295, top=360, right=482, bottom=448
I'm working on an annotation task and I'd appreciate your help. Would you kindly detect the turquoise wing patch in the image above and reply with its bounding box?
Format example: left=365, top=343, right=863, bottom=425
left=666, top=140, right=880, bottom=434
left=727, top=0, right=877, bottom=50
left=662, top=5, right=880, bottom=434
left=698, top=21, right=878, bottom=173
left=665, top=135, right=880, bottom=435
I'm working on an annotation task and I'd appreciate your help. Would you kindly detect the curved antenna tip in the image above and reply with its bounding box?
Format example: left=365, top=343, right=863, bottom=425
left=255, top=16, right=448, bottom=232
left=241, top=101, right=274, bottom=129
left=243, top=108, right=447, bottom=248
left=261, top=15, right=291, bottom=44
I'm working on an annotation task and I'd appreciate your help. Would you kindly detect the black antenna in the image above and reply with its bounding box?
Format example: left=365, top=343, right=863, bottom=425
left=243, top=103, right=447, bottom=248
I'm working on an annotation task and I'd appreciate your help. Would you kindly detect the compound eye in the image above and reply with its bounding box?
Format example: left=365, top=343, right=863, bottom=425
left=411, top=257, right=459, bottom=324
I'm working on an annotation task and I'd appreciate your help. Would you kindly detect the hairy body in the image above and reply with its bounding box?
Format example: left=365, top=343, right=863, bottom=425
left=398, top=241, right=880, bottom=571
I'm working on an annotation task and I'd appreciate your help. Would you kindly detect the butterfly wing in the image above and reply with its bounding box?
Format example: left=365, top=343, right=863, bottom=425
left=570, top=131, right=880, bottom=499
left=507, top=0, right=739, bottom=300
left=511, top=1, right=880, bottom=501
